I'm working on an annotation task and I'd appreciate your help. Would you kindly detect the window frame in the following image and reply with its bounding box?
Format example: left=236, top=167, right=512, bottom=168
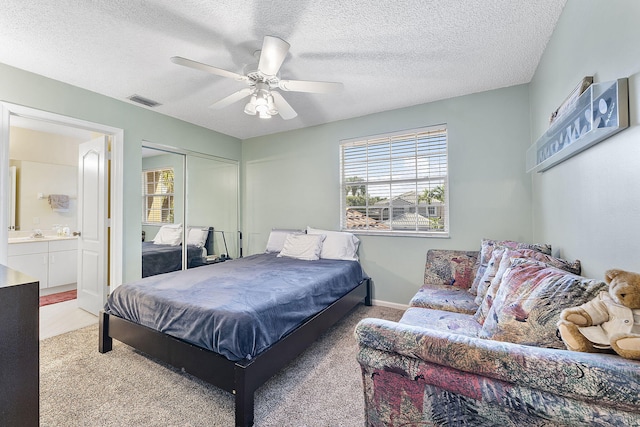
left=142, top=167, right=176, bottom=225
left=339, top=125, right=449, bottom=238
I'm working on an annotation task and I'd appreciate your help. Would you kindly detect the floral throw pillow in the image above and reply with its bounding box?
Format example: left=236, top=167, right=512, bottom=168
left=423, top=250, right=478, bottom=290
left=473, top=247, right=507, bottom=305
left=480, top=259, right=606, bottom=349
left=473, top=249, right=581, bottom=325
left=468, top=238, right=552, bottom=295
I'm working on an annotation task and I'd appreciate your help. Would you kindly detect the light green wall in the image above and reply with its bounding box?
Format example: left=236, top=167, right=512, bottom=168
left=242, top=84, right=533, bottom=304
left=529, top=0, right=640, bottom=279
left=0, top=62, right=242, bottom=283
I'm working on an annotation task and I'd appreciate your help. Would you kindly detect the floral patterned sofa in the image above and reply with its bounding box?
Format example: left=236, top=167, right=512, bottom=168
left=355, top=239, right=640, bottom=426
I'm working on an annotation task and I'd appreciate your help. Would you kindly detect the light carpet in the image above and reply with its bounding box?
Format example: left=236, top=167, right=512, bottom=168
left=40, top=304, right=403, bottom=426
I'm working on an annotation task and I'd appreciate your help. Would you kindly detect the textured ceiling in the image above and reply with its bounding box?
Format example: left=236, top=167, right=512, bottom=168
left=0, top=0, right=566, bottom=140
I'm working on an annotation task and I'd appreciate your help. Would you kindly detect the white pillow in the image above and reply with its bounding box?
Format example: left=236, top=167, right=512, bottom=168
left=152, top=224, right=182, bottom=246
left=307, top=226, right=360, bottom=261
left=187, top=227, right=209, bottom=248
left=265, top=229, right=305, bottom=253
left=277, top=234, right=325, bottom=261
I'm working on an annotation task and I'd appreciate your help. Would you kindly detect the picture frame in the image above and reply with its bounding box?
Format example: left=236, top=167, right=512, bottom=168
left=549, top=76, right=593, bottom=126
left=528, top=78, right=629, bottom=173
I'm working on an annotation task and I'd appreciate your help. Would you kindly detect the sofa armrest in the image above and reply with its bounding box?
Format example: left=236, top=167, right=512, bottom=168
left=423, top=249, right=478, bottom=290
left=355, top=318, right=640, bottom=411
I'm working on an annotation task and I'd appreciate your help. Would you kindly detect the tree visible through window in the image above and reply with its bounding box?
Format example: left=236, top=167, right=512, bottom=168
left=340, top=125, right=448, bottom=235
left=142, top=168, right=175, bottom=224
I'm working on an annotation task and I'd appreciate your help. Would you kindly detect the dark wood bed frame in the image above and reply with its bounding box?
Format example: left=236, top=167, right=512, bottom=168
left=99, top=277, right=371, bottom=427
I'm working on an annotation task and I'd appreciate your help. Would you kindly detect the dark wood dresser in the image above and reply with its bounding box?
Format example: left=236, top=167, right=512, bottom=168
left=0, top=264, right=39, bottom=426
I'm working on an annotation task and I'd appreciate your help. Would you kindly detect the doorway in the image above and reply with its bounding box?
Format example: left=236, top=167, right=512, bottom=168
left=0, top=102, right=123, bottom=317
left=8, top=116, right=95, bottom=302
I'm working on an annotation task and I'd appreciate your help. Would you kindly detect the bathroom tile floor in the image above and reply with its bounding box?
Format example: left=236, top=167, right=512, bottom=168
left=40, top=299, right=98, bottom=340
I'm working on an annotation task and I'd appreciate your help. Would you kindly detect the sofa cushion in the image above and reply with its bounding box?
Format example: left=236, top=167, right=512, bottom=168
left=474, top=249, right=582, bottom=324
left=469, top=239, right=552, bottom=295
left=480, top=259, right=607, bottom=349
left=410, top=285, right=478, bottom=315
left=356, top=318, right=640, bottom=425
left=423, top=250, right=478, bottom=290
left=400, top=307, right=482, bottom=338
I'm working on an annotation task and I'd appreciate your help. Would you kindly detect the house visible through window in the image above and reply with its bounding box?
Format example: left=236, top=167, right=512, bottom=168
left=142, top=168, right=175, bottom=224
left=340, top=125, right=448, bottom=236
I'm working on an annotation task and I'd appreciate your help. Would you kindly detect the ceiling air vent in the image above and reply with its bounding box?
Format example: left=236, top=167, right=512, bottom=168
left=127, top=94, right=161, bottom=108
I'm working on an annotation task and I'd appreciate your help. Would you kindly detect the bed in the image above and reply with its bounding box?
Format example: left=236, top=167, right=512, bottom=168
left=100, top=230, right=370, bottom=427
left=142, top=226, right=213, bottom=277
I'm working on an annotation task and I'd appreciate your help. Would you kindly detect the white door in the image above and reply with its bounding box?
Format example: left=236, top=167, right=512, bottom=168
left=77, top=136, right=108, bottom=315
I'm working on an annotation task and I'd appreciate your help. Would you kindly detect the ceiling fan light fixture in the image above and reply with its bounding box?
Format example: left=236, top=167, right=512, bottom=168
left=255, top=99, right=268, bottom=113
left=243, top=88, right=279, bottom=118
left=267, top=95, right=277, bottom=111
left=243, top=99, right=256, bottom=115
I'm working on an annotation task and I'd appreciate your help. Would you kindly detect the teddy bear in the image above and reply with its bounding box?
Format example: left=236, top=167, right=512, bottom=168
left=557, top=269, right=640, bottom=360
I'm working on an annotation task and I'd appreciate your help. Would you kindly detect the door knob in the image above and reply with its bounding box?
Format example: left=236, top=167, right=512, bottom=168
left=73, top=231, right=81, bottom=236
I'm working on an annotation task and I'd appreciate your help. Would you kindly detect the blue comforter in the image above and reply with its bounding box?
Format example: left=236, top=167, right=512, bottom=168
left=141, top=242, right=204, bottom=277
left=105, top=253, right=366, bottom=361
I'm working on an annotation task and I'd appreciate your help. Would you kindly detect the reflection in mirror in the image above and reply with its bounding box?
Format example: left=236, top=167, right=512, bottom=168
left=141, top=147, right=186, bottom=277
left=186, top=155, right=239, bottom=267
left=141, top=144, right=239, bottom=277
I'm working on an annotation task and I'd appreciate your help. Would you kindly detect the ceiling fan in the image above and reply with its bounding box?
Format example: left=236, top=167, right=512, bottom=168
left=171, top=36, right=343, bottom=120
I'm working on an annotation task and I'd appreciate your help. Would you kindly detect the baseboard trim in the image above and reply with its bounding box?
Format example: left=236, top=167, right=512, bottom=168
left=371, top=299, right=408, bottom=311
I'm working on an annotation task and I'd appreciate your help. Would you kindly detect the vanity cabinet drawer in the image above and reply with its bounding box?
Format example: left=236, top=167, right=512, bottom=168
left=49, top=239, right=78, bottom=252
left=8, top=241, right=48, bottom=256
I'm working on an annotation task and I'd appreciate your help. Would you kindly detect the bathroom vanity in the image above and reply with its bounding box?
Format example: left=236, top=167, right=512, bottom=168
left=7, top=236, right=77, bottom=290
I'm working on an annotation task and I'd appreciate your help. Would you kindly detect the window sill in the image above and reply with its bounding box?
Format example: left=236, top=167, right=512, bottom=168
left=343, top=230, right=450, bottom=238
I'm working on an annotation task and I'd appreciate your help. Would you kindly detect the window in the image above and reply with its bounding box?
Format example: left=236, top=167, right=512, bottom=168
left=340, top=125, right=448, bottom=236
left=142, top=168, right=175, bottom=224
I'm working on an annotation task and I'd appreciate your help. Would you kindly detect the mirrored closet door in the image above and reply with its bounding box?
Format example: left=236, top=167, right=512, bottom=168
left=141, top=143, right=239, bottom=278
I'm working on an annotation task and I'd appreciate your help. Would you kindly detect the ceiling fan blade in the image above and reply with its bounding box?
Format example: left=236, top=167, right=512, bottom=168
left=278, top=79, right=344, bottom=94
left=209, top=88, right=253, bottom=110
left=271, top=92, right=297, bottom=120
left=258, top=36, right=290, bottom=76
left=171, top=56, right=247, bottom=82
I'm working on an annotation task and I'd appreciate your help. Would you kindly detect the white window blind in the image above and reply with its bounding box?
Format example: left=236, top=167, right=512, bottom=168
left=340, top=125, right=448, bottom=236
left=142, top=168, right=175, bottom=224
